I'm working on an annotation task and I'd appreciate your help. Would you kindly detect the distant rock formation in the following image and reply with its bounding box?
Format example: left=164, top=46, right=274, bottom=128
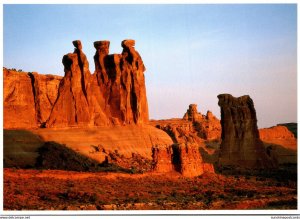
left=259, top=125, right=297, bottom=151
left=183, top=104, right=201, bottom=121
left=152, top=104, right=221, bottom=144
left=260, top=125, right=296, bottom=141
left=4, top=68, right=61, bottom=129
left=4, top=39, right=149, bottom=128
left=277, top=123, right=297, bottom=138
left=217, top=94, right=275, bottom=169
left=183, top=104, right=221, bottom=140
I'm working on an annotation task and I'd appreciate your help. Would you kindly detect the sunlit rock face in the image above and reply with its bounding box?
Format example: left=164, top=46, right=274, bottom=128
left=4, top=39, right=149, bottom=128
left=92, top=39, right=149, bottom=125
left=3, top=68, right=61, bottom=129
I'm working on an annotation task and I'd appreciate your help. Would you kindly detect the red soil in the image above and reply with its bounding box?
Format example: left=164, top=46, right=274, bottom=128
left=4, top=168, right=296, bottom=210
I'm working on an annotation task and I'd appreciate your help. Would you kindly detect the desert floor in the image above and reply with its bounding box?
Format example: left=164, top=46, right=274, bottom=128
left=4, top=168, right=297, bottom=210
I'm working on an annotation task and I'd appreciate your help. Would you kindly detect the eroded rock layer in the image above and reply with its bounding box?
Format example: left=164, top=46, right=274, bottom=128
left=4, top=39, right=149, bottom=128
left=4, top=68, right=62, bottom=129
left=173, top=143, right=204, bottom=177
left=151, top=104, right=221, bottom=144
left=152, top=145, right=173, bottom=173
left=152, top=143, right=214, bottom=177
left=47, top=40, right=93, bottom=127
left=217, top=94, right=275, bottom=169
left=259, top=125, right=297, bottom=151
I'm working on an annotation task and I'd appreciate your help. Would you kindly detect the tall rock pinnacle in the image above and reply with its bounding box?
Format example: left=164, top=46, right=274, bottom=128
left=44, top=39, right=149, bottom=128
left=93, top=39, right=149, bottom=125
left=47, top=40, right=91, bottom=127
left=217, top=94, right=276, bottom=169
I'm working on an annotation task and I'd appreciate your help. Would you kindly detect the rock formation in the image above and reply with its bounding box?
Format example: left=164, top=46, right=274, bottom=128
left=152, top=143, right=214, bottom=177
left=46, top=40, right=95, bottom=127
left=4, top=39, right=149, bottom=128
left=93, top=39, right=149, bottom=125
left=152, top=145, right=173, bottom=172
left=183, top=104, right=221, bottom=140
left=4, top=68, right=61, bottom=129
left=260, top=125, right=296, bottom=141
left=152, top=104, right=221, bottom=143
left=46, top=39, right=149, bottom=127
left=183, top=104, right=201, bottom=121
left=217, top=94, right=275, bottom=169
left=173, top=143, right=204, bottom=177
left=259, top=125, right=297, bottom=151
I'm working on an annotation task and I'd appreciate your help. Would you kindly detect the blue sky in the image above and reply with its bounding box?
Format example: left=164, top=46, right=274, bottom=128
left=3, top=4, right=297, bottom=128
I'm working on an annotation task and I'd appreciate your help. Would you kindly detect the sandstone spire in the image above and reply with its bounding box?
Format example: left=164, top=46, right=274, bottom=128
left=46, top=40, right=92, bottom=127
left=217, top=94, right=275, bottom=169
left=93, top=39, right=149, bottom=125
left=5, top=39, right=150, bottom=128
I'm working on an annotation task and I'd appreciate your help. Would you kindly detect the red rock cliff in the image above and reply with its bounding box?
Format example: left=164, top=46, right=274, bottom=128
left=4, top=39, right=149, bottom=128
left=4, top=68, right=61, bottom=129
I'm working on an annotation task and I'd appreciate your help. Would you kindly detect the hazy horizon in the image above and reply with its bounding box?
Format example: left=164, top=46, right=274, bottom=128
left=3, top=4, right=297, bottom=128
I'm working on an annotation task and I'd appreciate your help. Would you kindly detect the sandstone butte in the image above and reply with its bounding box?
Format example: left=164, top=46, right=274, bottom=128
left=4, top=39, right=210, bottom=177
left=217, top=94, right=277, bottom=170
left=4, top=39, right=148, bottom=129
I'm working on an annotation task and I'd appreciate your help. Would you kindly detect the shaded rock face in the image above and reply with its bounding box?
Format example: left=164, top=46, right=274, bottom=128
left=217, top=94, right=275, bottom=169
left=4, top=68, right=61, bottom=129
